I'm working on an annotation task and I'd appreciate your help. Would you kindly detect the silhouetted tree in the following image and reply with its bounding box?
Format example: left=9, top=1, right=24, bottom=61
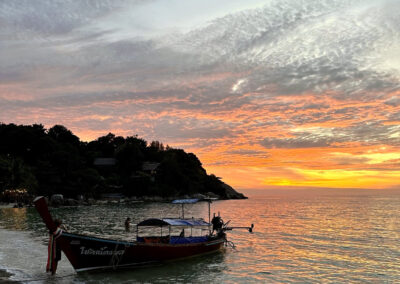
left=48, top=125, right=80, bottom=146
left=0, top=123, right=238, bottom=199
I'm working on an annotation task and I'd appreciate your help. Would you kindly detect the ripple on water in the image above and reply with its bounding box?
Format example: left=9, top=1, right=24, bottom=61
left=0, top=189, right=399, bottom=283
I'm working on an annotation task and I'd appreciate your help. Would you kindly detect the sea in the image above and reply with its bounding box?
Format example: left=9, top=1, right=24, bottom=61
left=0, top=188, right=399, bottom=283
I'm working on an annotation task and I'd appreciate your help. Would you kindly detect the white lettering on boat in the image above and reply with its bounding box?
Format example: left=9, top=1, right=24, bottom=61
left=79, top=246, right=125, bottom=256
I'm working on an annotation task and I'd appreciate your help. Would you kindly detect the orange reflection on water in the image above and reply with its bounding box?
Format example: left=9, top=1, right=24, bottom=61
left=209, top=189, right=400, bottom=281
left=0, top=208, right=28, bottom=230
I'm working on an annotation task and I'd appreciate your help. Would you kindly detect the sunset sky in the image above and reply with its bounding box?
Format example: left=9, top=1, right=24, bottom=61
left=1, top=0, right=399, bottom=190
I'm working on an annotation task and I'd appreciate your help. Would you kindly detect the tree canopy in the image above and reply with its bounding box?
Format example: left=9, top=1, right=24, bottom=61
left=0, top=123, right=242, bottom=199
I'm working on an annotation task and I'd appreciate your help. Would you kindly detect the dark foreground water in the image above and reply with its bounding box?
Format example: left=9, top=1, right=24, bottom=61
left=0, top=188, right=399, bottom=283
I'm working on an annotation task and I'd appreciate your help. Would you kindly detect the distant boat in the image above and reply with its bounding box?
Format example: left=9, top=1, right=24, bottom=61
left=33, top=196, right=253, bottom=272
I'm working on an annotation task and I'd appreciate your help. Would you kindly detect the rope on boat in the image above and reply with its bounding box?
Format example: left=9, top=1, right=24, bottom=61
left=110, top=243, right=130, bottom=270
left=110, top=243, right=123, bottom=270
left=225, top=239, right=236, bottom=249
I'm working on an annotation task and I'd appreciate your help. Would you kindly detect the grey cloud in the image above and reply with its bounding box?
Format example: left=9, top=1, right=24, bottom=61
left=0, top=85, right=247, bottom=114
left=385, top=96, right=400, bottom=107
left=0, top=70, right=27, bottom=83
left=386, top=111, right=400, bottom=123
left=1, top=0, right=399, bottom=150
left=0, top=0, right=119, bottom=36
left=170, top=0, right=400, bottom=97
left=328, top=156, right=370, bottom=166
left=0, top=90, right=183, bottom=111
left=226, top=149, right=270, bottom=158
left=2, top=0, right=399, bottom=102
left=262, top=136, right=331, bottom=149
left=261, top=122, right=400, bottom=149
left=300, top=103, right=330, bottom=110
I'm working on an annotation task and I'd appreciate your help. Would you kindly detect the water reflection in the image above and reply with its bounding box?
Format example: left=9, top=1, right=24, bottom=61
left=0, top=189, right=399, bottom=283
left=0, top=208, right=28, bottom=230
left=76, top=252, right=227, bottom=283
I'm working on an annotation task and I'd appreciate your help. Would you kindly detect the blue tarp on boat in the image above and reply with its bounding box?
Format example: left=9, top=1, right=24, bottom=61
left=169, top=236, right=209, bottom=244
left=136, top=236, right=210, bottom=244
left=163, top=218, right=209, bottom=226
left=137, top=218, right=209, bottom=227
left=172, top=199, right=199, bottom=204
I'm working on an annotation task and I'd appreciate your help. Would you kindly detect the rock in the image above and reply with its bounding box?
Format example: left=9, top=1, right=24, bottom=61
left=205, top=192, right=219, bottom=199
left=191, top=193, right=207, bottom=200
left=50, top=194, right=64, bottom=206
left=143, top=196, right=164, bottom=202
left=220, top=183, right=247, bottom=199
left=64, top=198, right=79, bottom=206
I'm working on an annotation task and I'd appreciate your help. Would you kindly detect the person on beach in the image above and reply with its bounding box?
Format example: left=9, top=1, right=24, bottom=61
left=47, top=219, right=64, bottom=275
left=125, top=217, right=131, bottom=232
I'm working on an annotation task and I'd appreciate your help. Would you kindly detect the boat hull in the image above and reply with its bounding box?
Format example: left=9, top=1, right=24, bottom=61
left=58, top=232, right=224, bottom=272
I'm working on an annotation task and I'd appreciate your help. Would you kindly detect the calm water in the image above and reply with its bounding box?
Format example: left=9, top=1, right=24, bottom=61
left=0, top=189, right=399, bottom=283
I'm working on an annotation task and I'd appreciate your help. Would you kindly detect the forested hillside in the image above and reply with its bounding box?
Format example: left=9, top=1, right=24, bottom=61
left=0, top=123, right=246, bottom=200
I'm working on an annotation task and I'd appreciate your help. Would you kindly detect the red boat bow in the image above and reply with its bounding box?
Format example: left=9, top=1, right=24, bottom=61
left=33, top=196, right=57, bottom=232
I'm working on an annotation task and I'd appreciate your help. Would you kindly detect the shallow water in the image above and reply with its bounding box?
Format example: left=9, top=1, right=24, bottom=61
left=0, top=188, right=399, bottom=283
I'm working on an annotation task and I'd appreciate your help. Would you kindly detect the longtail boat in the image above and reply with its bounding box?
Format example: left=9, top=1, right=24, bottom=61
left=33, top=196, right=253, bottom=272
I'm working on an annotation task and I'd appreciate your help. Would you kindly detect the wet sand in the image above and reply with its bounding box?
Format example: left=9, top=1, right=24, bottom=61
left=0, top=203, right=17, bottom=209
left=0, top=269, right=20, bottom=283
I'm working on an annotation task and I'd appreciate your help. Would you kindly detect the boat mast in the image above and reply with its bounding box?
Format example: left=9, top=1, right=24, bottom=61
left=208, top=200, right=211, bottom=224
left=208, top=200, right=211, bottom=234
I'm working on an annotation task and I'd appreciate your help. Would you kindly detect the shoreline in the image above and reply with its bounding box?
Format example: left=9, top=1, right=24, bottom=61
left=0, top=203, right=27, bottom=209
left=0, top=269, right=20, bottom=283
left=0, top=192, right=247, bottom=208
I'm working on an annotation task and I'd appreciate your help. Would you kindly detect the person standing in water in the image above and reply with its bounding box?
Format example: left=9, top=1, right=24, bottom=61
left=125, top=217, right=131, bottom=232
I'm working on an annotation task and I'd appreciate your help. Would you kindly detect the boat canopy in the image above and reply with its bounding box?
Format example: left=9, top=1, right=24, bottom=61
left=172, top=199, right=199, bottom=204
left=137, top=218, right=209, bottom=227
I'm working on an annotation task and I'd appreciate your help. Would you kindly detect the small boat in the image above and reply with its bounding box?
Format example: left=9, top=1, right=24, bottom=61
left=33, top=196, right=253, bottom=272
